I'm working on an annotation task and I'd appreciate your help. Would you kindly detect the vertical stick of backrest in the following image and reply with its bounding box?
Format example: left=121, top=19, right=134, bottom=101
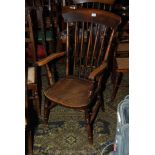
left=86, top=23, right=93, bottom=67
left=103, top=4, right=106, bottom=10
left=84, top=22, right=93, bottom=78
left=91, top=24, right=100, bottom=66
left=66, top=22, right=69, bottom=78
left=83, top=1, right=88, bottom=29
left=45, top=64, right=54, bottom=86
left=62, top=0, right=66, bottom=6
left=79, top=22, right=85, bottom=78
left=103, top=29, right=115, bottom=62
left=96, top=26, right=107, bottom=66
left=73, top=22, right=78, bottom=76
left=93, top=2, right=95, bottom=8
left=98, top=3, right=101, bottom=9
left=109, top=5, right=112, bottom=11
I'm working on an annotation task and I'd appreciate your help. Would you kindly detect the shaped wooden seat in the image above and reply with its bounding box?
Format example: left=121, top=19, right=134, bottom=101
left=44, top=78, right=92, bottom=108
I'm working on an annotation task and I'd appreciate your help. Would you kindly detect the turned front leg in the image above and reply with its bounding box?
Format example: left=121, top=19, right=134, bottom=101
left=85, top=110, right=93, bottom=144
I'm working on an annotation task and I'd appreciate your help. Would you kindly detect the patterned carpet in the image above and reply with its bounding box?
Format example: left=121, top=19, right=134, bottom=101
left=33, top=66, right=128, bottom=155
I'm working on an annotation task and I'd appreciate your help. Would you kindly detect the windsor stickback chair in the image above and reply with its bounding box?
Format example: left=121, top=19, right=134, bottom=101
left=36, top=8, right=121, bottom=144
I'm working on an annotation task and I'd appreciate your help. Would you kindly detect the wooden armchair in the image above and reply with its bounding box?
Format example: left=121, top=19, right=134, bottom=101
left=36, top=8, right=121, bottom=144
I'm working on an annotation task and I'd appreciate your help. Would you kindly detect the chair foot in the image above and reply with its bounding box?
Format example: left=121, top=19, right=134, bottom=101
left=43, top=124, right=49, bottom=128
left=88, top=136, right=93, bottom=144
left=88, top=125, right=93, bottom=144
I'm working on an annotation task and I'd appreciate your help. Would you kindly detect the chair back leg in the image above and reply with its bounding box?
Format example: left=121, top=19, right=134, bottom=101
left=44, top=97, right=50, bottom=125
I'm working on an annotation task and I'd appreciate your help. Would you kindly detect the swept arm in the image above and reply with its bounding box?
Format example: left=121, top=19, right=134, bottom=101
left=36, top=52, right=65, bottom=66
left=88, top=62, right=108, bottom=81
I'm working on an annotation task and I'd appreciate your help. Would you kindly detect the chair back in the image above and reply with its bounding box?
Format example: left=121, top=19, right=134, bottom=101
left=62, top=8, right=121, bottom=79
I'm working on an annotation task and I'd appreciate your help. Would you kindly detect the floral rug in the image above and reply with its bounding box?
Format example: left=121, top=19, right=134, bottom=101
left=33, top=105, right=117, bottom=155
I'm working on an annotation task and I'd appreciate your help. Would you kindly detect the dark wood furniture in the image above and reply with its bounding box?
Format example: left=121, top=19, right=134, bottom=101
left=25, top=8, right=37, bottom=64
left=26, top=8, right=41, bottom=116
left=36, top=8, right=121, bottom=144
left=116, top=21, right=129, bottom=57
left=111, top=57, right=129, bottom=101
left=27, top=67, right=41, bottom=116
left=25, top=96, right=33, bottom=155
left=25, top=83, right=39, bottom=155
left=25, top=67, right=40, bottom=155
left=113, top=0, right=129, bottom=57
left=26, top=4, right=57, bottom=58
left=111, top=14, right=129, bottom=101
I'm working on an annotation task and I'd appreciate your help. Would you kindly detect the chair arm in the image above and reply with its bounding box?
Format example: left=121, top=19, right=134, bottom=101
left=36, top=52, right=65, bottom=66
left=88, top=62, right=108, bottom=81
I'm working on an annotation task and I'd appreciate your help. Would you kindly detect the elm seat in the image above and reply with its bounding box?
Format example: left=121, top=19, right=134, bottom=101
left=44, top=78, right=92, bottom=108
